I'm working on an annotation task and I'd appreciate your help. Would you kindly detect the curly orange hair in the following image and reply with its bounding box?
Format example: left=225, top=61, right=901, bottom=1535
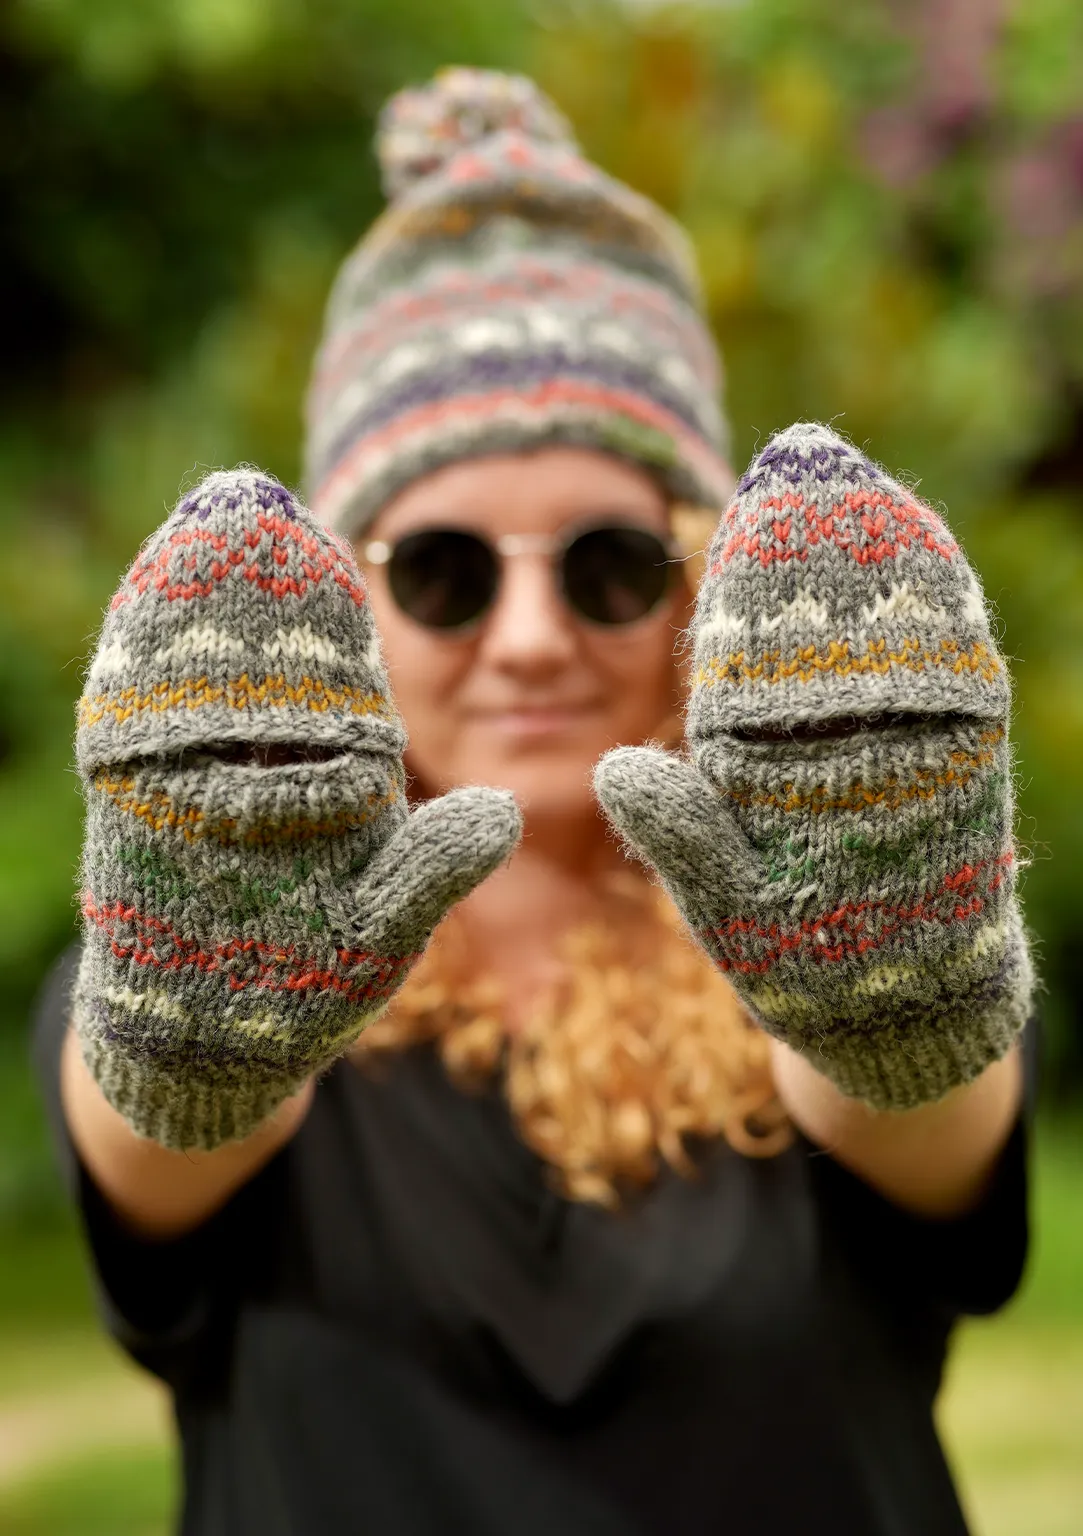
left=353, top=875, right=789, bottom=1206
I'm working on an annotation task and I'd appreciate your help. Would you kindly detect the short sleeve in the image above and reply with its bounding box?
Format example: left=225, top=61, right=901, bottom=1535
left=30, top=945, right=279, bottom=1392
left=811, top=1021, right=1037, bottom=1319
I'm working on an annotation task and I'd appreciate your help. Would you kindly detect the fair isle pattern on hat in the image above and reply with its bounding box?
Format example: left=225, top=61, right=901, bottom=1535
left=74, top=468, right=521, bottom=1149
left=306, top=67, right=731, bottom=540
left=595, top=423, right=1033, bottom=1111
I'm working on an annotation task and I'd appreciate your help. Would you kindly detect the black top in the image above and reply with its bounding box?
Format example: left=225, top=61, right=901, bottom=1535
left=34, top=949, right=1032, bottom=1536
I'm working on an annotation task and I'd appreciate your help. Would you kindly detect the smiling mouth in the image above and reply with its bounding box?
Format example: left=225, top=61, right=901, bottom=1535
left=476, top=703, right=599, bottom=719
left=467, top=706, right=604, bottom=739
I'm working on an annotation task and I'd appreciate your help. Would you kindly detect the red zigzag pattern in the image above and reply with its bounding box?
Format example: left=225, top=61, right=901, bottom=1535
left=715, top=490, right=958, bottom=571
left=706, top=853, right=1012, bottom=976
left=111, top=513, right=366, bottom=611
left=83, top=896, right=414, bottom=1001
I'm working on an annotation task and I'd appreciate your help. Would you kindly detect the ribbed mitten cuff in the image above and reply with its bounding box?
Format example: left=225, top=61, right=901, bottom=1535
left=797, top=991, right=1029, bottom=1111
left=78, top=1025, right=305, bottom=1151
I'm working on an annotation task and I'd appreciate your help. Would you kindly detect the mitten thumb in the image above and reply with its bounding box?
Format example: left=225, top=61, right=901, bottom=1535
left=349, top=786, right=522, bottom=958
left=594, top=746, right=763, bottom=919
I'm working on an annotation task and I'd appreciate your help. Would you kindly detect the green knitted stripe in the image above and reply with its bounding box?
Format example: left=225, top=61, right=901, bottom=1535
left=219, top=859, right=326, bottom=932
left=839, top=823, right=943, bottom=876
left=115, top=843, right=326, bottom=929
left=115, top=843, right=196, bottom=905
left=960, top=771, right=1007, bottom=835
left=597, top=415, right=678, bottom=470
left=754, top=811, right=999, bottom=887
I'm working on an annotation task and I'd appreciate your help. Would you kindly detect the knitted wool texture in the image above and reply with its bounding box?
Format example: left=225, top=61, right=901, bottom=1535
left=75, top=469, right=520, bottom=1149
left=596, top=423, right=1033, bottom=1109
left=305, top=67, right=732, bottom=540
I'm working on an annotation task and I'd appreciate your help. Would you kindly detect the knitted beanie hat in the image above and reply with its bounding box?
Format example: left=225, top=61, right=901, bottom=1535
left=688, top=422, right=1010, bottom=738
left=305, top=67, right=732, bottom=540
left=77, top=468, right=404, bottom=774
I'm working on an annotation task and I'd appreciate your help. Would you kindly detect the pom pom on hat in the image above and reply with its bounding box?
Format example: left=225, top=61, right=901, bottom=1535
left=377, top=66, right=577, bottom=199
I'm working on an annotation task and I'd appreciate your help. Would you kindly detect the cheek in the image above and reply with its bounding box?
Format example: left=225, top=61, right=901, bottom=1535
left=590, top=616, right=685, bottom=731
left=366, top=587, right=466, bottom=726
left=364, top=585, right=484, bottom=795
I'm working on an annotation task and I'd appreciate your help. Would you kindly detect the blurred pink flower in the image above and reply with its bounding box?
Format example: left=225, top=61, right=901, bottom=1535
left=999, top=150, right=1075, bottom=242
left=864, top=0, right=1005, bottom=182
left=861, top=107, right=936, bottom=185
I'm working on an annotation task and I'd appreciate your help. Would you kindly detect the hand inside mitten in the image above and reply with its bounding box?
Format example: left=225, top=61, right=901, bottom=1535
left=76, top=470, right=520, bottom=1149
left=596, top=424, right=1032, bottom=1110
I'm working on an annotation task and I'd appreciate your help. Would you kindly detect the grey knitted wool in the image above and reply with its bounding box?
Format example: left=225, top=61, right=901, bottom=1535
left=75, top=468, right=521, bottom=1149
left=595, top=423, right=1033, bottom=1110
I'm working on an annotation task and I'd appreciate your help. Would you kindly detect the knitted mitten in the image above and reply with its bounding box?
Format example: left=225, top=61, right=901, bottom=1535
left=596, top=423, right=1033, bottom=1110
left=75, top=469, right=521, bottom=1149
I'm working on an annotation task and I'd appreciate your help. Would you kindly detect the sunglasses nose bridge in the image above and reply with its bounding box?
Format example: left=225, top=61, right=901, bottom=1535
left=493, top=533, right=559, bottom=560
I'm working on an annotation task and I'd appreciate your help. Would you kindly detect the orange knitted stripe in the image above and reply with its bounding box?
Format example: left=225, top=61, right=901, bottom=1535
left=696, top=638, right=1002, bottom=689
left=93, top=771, right=399, bottom=846
left=79, top=675, right=392, bottom=729
left=723, top=729, right=1005, bottom=814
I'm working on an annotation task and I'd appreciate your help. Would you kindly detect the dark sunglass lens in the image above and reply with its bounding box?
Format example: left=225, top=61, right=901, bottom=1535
left=563, top=527, right=672, bottom=625
left=388, top=530, right=498, bottom=630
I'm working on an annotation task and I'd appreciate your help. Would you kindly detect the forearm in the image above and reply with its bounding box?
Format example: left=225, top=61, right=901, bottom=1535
left=61, top=1027, right=314, bottom=1240
left=770, top=1036, right=1024, bottom=1220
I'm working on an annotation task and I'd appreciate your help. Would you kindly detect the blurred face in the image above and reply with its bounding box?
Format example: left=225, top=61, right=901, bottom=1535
left=358, top=449, right=690, bottom=821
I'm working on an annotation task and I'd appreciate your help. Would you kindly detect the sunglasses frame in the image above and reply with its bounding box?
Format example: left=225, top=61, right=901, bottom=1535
left=361, top=520, right=681, bottom=634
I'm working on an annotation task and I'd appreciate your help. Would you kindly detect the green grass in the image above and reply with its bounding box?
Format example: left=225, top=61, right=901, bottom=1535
left=941, top=1322, right=1083, bottom=1536
left=0, top=1223, right=96, bottom=1336
left=1013, top=1120, right=1083, bottom=1322
left=0, top=1446, right=174, bottom=1536
left=935, top=1119, right=1083, bottom=1535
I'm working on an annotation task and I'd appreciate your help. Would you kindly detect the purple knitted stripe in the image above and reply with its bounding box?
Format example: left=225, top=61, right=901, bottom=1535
left=97, top=1023, right=283, bottom=1073
left=810, top=948, right=1019, bottom=1033
left=736, top=440, right=868, bottom=495
left=91, top=992, right=329, bottom=1070
left=318, top=349, right=707, bottom=481
left=175, top=479, right=298, bottom=521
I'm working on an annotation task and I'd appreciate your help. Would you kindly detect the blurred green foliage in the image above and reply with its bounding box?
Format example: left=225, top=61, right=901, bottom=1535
left=2, top=0, right=1082, bottom=1215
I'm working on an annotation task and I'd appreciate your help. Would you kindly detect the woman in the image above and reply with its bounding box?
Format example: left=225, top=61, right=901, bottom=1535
left=37, top=69, right=1033, bottom=1536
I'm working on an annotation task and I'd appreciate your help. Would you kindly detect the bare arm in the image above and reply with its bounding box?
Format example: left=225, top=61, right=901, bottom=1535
left=61, top=1027, right=315, bottom=1240
left=770, top=1038, right=1024, bottom=1220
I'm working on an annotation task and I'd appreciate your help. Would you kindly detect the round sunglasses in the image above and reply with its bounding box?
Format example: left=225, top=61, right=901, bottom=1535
left=361, top=523, right=678, bottom=633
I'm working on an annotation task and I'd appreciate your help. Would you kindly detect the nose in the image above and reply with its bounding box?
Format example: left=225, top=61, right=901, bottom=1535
left=477, top=554, right=577, bottom=680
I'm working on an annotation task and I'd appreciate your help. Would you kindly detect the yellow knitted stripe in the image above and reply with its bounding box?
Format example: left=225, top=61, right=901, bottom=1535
left=695, top=638, right=1001, bottom=689
left=724, top=729, right=1004, bottom=815
left=743, top=983, right=816, bottom=1020
left=96, top=776, right=204, bottom=840
left=94, top=772, right=399, bottom=845
left=99, top=983, right=381, bottom=1045
left=78, top=674, right=393, bottom=728
left=100, top=983, right=189, bottom=1025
